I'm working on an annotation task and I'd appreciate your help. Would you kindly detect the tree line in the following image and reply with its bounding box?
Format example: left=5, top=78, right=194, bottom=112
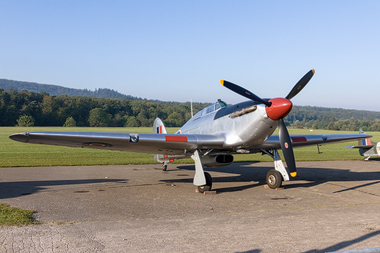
left=1, top=88, right=380, bottom=131
left=0, top=89, right=209, bottom=127
left=285, top=106, right=380, bottom=131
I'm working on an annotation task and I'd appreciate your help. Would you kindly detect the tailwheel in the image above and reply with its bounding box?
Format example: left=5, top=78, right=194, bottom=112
left=197, top=172, right=212, bottom=193
left=162, top=164, right=168, bottom=171
left=266, top=169, right=283, bottom=189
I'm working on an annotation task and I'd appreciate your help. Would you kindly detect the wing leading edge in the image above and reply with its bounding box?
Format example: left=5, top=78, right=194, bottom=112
left=9, top=131, right=226, bottom=155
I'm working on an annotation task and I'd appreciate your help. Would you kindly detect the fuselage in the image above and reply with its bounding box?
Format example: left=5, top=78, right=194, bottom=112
left=177, top=100, right=279, bottom=150
left=361, top=142, right=380, bottom=158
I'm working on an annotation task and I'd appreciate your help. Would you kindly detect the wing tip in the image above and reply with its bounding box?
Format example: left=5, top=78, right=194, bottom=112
left=220, top=80, right=224, bottom=86
left=9, top=133, right=29, bottom=142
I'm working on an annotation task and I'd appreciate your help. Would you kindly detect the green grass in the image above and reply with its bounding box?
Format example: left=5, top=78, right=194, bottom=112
left=0, top=203, right=37, bottom=226
left=1, top=127, right=379, bottom=167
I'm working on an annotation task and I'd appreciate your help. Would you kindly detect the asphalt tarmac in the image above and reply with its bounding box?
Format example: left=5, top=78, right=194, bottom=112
left=1, top=161, right=380, bottom=252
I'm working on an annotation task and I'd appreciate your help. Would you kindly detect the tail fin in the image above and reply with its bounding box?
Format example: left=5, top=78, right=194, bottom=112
left=358, top=129, right=372, bottom=146
left=153, top=118, right=167, bottom=134
left=153, top=118, right=169, bottom=169
left=152, top=118, right=186, bottom=169
left=359, top=137, right=372, bottom=146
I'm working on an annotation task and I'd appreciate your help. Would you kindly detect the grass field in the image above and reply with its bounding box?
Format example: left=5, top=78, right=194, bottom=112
left=1, top=127, right=379, bottom=167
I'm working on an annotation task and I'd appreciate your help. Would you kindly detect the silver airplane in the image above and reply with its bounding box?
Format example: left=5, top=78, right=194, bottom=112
left=9, top=69, right=372, bottom=192
left=347, top=130, right=379, bottom=160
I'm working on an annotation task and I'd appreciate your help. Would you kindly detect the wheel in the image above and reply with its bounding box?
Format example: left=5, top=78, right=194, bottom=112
left=197, top=172, right=212, bottom=193
left=266, top=169, right=283, bottom=189
left=162, top=164, right=167, bottom=171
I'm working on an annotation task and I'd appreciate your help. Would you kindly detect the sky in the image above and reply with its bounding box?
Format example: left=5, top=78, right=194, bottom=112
left=1, top=1, right=380, bottom=111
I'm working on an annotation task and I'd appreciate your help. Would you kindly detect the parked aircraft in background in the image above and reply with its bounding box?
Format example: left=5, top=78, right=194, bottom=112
left=347, top=130, right=379, bottom=160
left=10, top=69, right=372, bottom=193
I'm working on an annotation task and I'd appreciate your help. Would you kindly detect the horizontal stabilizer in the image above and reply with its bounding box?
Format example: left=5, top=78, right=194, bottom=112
left=346, top=145, right=374, bottom=149
left=263, top=133, right=373, bottom=149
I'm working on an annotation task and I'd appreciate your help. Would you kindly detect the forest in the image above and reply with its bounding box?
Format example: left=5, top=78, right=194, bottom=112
left=1, top=88, right=380, bottom=131
left=0, top=78, right=147, bottom=100
left=284, top=106, right=380, bottom=131
left=0, top=88, right=208, bottom=128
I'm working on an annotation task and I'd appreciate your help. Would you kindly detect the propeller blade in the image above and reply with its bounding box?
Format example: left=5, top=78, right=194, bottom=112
left=278, top=119, right=297, bottom=177
left=220, top=80, right=272, bottom=106
left=285, top=69, right=315, bottom=100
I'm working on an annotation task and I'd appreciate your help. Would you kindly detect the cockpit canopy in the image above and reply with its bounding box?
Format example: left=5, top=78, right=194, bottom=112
left=193, top=99, right=227, bottom=119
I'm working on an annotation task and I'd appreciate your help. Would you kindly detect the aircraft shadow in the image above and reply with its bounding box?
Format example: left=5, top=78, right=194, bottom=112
left=304, top=229, right=380, bottom=253
left=233, top=229, right=380, bottom=253
left=165, top=162, right=380, bottom=193
left=0, top=179, right=127, bottom=200
left=163, top=163, right=267, bottom=193
left=236, top=250, right=262, bottom=253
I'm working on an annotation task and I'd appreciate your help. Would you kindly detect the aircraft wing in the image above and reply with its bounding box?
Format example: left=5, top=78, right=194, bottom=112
left=261, top=134, right=372, bottom=149
left=9, top=131, right=226, bottom=155
left=9, top=131, right=372, bottom=155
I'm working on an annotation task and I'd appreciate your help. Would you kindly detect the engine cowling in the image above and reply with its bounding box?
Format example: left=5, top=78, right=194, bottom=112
left=201, top=154, right=234, bottom=167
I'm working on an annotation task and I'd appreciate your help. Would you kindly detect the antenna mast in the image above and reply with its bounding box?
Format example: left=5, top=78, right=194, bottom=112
left=190, top=99, right=193, bottom=117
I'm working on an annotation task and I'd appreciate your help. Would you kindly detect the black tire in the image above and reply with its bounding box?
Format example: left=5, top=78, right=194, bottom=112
left=266, top=169, right=283, bottom=189
left=162, top=164, right=167, bottom=171
left=197, top=172, right=212, bottom=193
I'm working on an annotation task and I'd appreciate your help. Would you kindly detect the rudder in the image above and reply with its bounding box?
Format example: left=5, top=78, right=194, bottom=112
left=153, top=118, right=167, bottom=134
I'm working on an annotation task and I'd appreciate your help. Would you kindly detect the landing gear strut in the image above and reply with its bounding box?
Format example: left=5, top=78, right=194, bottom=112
left=261, top=148, right=290, bottom=189
left=191, top=150, right=213, bottom=193
left=197, top=172, right=212, bottom=193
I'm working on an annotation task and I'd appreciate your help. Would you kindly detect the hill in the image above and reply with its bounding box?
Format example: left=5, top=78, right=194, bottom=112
left=0, top=79, right=144, bottom=100
left=1, top=78, right=380, bottom=130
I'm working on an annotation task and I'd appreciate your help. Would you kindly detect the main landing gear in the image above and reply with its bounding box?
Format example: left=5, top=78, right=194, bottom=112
left=261, top=148, right=291, bottom=189
left=197, top=172, right=212, bottom=193
left=191, top=150, right=214, bottom=193
left=266, top=169, right=283, bottom=189
left=189, top=148, right=291, bottom=193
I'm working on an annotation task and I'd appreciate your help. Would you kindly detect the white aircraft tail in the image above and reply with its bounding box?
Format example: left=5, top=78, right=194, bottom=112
left=357, top=129, right=372, bottom=147
left=346, top=129, right=376, bottom=160
left=153, top=118, right=170, bottom=168
left=153, top=118, right=167, bottom=134
left=152, top=118, right=186, bottom=169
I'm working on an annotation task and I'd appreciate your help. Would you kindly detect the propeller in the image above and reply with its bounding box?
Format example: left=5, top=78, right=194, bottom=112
left=220, top=69, right=315, bottom=177
left=286, top=69, right=315, bottom=100
left=278, top=118, right=296, bottom=177
left=220, top=80, right=272, bottom=107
